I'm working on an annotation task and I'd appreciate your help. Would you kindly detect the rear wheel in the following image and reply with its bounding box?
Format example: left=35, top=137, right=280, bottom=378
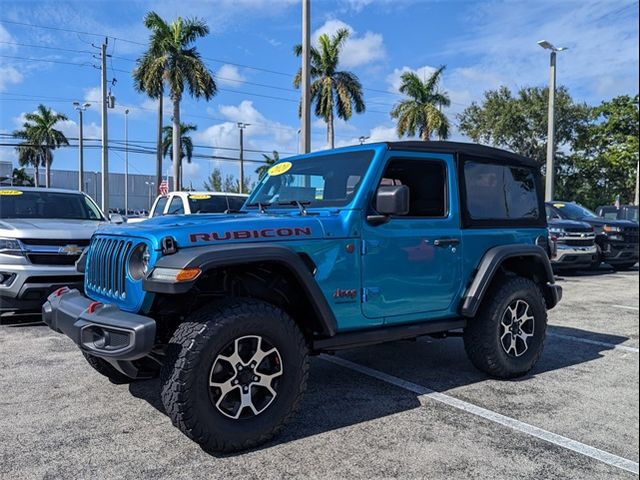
left=82, top=352, right=134, bottom=384
left=160, top=299, right=309, bottom=452
left=463, top=276, right=547, bottom=378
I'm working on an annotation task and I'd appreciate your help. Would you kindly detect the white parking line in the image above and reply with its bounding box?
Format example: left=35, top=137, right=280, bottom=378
left=612, top=305, right=640, bottom=311
left=322, top=355, right=639, bottom=476
left=548, top=333, right=639, bottom=353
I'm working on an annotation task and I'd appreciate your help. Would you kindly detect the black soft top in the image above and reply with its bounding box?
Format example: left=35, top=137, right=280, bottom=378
left=385, top=141, right=538, bottom=168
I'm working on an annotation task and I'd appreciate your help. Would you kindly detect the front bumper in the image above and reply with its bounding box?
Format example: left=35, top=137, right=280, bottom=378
left=552, top=244, right=598, bottom=269
left=602, top=242, right=639, bottom=265
left=42, top=288, right=156, bottom=361
left=0, top=263, right=83, bottom=313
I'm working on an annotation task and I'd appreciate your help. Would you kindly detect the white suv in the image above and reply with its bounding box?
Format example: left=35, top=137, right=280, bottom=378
left=128, top=191, right=248, bottom=223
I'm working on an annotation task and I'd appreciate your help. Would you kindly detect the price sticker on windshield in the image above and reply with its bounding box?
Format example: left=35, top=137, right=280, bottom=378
left=0, top=189, right=23, bottom=196
left=553, top=203, right=565, bottom=208
left=189, top=194, right=212, bottom=200
left=268, top=162, right=292, bottom=176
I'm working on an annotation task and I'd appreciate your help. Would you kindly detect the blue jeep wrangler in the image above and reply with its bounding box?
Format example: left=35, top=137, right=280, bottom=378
left=43, top=141, right=561, bottom=452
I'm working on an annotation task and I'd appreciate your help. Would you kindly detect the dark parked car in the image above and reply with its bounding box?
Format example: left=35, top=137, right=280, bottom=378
left=546, top=201, right=639, bottom=270
left=546, top=210, right=597, bottom=271
left=596, top=205, right=639, bottom=223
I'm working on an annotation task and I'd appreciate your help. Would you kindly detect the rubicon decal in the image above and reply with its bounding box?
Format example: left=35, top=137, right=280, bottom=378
left=190, top=227, right=312, bottom=242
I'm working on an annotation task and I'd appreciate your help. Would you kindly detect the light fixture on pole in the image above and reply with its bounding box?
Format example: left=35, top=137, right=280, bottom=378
left=237, top=122, right=250, bottom=193
left=145, top=181, right=155, bottom=210
left=537, top=39, right=568, bottom=202
left=124, top=109, right=129, bottom=215
left=73, top=101, right=91, bottom=192
left=359, top=135, right=370, bottom=145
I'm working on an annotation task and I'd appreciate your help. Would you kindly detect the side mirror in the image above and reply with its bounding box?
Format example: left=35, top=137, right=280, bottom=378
left=367, top=185, right=410, bottom=226
left=376, top=185, right=410, bottom=215
left=110, top=213, right=125, bottom=224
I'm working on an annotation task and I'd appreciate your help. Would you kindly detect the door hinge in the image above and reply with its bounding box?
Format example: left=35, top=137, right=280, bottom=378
left=361, top=287, right=381, bottom=302
left=361, top=239, right=379, bottom=255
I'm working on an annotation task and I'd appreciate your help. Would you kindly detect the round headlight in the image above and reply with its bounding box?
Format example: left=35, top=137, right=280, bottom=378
left=128, top=243, right=150, bottom=280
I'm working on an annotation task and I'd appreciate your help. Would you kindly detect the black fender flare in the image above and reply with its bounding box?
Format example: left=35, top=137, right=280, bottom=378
left=143, top=243, right=337, bottom=337
left=460, top=244, right=562, bottom=317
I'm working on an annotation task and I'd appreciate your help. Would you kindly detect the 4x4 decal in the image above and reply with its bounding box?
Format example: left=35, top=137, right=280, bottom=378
left=189, top=226, right=312, bottom=243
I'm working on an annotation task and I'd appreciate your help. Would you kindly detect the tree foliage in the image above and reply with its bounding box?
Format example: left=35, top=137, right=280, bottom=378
left=203, top=168, right=252, bottom=194
left=293, top=28, right=365, bottom=148
left=457, top=86, right=590, bottom=164
left=255, top=151, right=279, bottom=180
left=162, top=123, right=197, bottom=163
left=556, top=95, right=639, bottom=208
left=13, top=104, right=69, bottom=188
left=390, top=66, right=450, bottom=141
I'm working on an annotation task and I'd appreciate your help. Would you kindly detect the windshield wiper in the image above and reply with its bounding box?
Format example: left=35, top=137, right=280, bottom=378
left=246, top=202, right=270, bottom=214
left=278, top=200, right=311, bottom=216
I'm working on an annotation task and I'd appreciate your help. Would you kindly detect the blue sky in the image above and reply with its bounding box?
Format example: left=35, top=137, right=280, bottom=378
left=0, top=0, right=638, bottom=189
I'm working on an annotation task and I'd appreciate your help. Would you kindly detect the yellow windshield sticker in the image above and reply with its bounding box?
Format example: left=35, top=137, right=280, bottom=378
left=0, top=189, right=23, bottom=196
left=553, top=203, right=565, bottom=208
left=189, top=194, right=212, bottom=200
left=268, top=162, right=292, bottom=176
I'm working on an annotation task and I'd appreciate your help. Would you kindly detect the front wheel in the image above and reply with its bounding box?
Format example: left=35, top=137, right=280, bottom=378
left=160, top=299, right=309, bottom=452
left=463, top=276, right=548, bottom=378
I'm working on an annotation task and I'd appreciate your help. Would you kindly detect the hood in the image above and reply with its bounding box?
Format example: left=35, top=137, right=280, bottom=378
left=94, top=211, right=354, bottom=250
left=547, top=218, right=593, bottom=231
left=578, top=217, right=638, bottom=229
left=0, top=218, right=105, bottom=239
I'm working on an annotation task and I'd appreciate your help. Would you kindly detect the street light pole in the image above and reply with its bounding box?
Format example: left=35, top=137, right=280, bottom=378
left=538, top=40, right=567, bottom=202
left=73, top=102, right=90, bottom=192
left=145, top=181, right=154, bottom=210
left=237, top=122, right=250, bottom=193
left=300, top=0, right=311, bottom=154
left=100, top=39, right=110, bottom=215
left=124, top=109, right=129, bottom=215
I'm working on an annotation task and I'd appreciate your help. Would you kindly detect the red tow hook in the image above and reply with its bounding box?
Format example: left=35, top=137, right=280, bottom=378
left=54, top=287, right=69, bottom=297
left=87, top=301, right=103, bottom=314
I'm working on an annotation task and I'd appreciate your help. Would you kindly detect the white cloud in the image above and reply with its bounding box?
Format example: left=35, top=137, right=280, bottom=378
left=0, top=66, right=23, bottom=92
left=215, top=64, right=247, bottom=87
left=335, top=124, right=400, bottom=148
left=0, top=24, right=16, bottom=50
left=386, top=65, right=438, bottom=93
left=312, top=19, right=386, bottom=68
left=55, top=119, right=102, bottom=141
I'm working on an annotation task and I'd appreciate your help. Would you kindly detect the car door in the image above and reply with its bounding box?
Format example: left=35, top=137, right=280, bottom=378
left=360, top=152, right=462, bottom=322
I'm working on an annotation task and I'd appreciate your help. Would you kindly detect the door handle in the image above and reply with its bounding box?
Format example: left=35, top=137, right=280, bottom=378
left=433, top=238, right=460, bottom=248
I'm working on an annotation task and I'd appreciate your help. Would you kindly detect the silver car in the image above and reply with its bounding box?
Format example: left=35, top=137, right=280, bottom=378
left=0, top=187, right=107, bottom=317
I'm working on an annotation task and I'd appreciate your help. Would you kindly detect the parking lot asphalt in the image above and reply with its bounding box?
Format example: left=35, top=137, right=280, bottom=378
left=1, top=267, right=638, bottom=479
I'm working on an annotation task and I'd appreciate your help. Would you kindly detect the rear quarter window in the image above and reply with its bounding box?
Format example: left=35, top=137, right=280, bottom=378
left=463, top=161, right=542, bottom=226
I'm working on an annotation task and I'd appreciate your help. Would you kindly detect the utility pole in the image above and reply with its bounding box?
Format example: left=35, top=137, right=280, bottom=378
left=237, top=122, right=249, bottom=193
left=73, top=101, right=90, bottom=192
left=538, top=40, right=567, bottom=202
left=100, top=39, right=110, bottom=215
left=300, top=0, right=311, bottom=154
left=124, top=109, right=129, bottom=214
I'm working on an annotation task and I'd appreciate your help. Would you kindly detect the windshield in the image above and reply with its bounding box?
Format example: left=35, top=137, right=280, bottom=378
left=553, top=203, right=598, bottom=221
left=187, top=194, right=246, bottom=213
left=247, top=150, right=373, bottom=208
left=0, top=190, right=104, bottom=220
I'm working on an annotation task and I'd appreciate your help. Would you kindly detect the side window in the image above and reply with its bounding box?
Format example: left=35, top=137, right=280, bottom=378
left=167, top=196, right=185, bottom=215
left=152, top=197, right=168, bottom=217
left=379, top=158, right=447, bottom=217
left=464, top=162, right=539, bottom=221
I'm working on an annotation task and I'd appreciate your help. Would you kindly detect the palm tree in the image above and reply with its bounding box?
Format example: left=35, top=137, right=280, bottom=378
left=133, top=11, right=216, bottom=191
left=162, top=123, right=197, bottom=187
left=11, top=167, right=34, bottom=186
left=294, top=28, right=365, bottom=149
left=255, top=151, right=279, bottom=180
left=390, top=66, right=451, bottom=141
left=13, top=130, right=45, bottom=187
left=15, top=105, right=69, bottom=187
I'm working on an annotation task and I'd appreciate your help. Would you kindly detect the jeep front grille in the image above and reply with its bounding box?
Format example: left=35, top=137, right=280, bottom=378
left=86, top=238, right=133, bottom=299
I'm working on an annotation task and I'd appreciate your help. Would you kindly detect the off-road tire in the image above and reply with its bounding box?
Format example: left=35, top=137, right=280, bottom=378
left=463, top=276, right=547, bottom=379
left=82, top=352, right=134, bottom=384
left=160, top=298, right=309, bottom=453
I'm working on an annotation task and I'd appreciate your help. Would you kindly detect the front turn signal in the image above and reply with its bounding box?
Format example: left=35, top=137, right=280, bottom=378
left=176, top=267, right=202, bottom=282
